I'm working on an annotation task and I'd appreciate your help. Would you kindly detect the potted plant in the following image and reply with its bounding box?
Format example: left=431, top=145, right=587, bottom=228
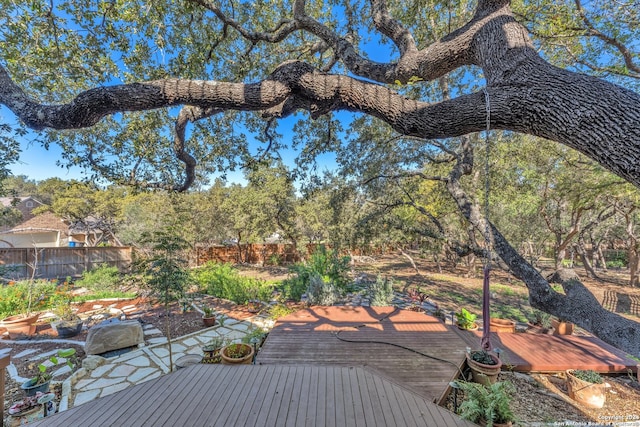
left=202, top=306, right=216, bottom=327
left=565, top=369, right=607, bottom=408
left=407, top=287, right=429, bottom=311
left=202, top=337, right=228, bottom=364
left=246, top=300, right=263, bottom=314
left=21, top=348, right=77, bottom=396
left=51, top=300, right=83, bottom=338
left=0, top=254, right=47, bottom=338
left=466, top=349, right=502, bottom=385
left=526, top=309, right=554, bottom=334
left=220, top=343, right=255, bottom=365
left=456, top=308, right=479, bottom=330
left=552, top=317, right=574, bottom=335
left=241, top=327, right=267, bottom=349
left=455, top=380, right=516, bottom=427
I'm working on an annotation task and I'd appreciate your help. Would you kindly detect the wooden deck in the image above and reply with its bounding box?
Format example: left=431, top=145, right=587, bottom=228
left=256, top=306, right=468, bottom=404
left=28, top=306, right=639, bottom=426
left=455, top=329, right=639, bottom=374
left=30, top=364, right=474, bottom=427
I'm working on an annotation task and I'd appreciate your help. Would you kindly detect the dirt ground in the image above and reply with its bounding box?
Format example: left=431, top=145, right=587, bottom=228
left=3, top=253, right=640, bottom=425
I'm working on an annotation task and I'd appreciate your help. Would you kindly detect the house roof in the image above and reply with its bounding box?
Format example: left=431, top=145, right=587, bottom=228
left=0, top=196, right=42, bottom=208
left=0, top=211, right=69, bottom=235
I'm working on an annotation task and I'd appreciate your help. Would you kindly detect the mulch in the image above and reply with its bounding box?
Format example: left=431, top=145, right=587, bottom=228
left=1, top=295, right=269, bottom=419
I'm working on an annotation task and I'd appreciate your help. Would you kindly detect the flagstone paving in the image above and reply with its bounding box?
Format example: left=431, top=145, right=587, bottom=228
left=3, top=313, right=276, bottom=419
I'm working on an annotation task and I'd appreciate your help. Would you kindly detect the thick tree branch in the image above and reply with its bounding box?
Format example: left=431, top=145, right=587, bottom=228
left=3, top=56, right=640, bottom=189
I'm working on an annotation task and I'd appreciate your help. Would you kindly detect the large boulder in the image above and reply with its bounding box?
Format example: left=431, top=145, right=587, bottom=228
left=85, top=320, right=144, bottom=355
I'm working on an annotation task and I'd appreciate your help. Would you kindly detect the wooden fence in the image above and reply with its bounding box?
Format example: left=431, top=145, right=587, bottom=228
left=196, top=244, right=302, bottom=266
left=0, top=247, right=133, bottom=280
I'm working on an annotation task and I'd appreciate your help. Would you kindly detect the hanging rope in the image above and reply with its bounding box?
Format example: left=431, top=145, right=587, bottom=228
left=481, top=88, right=493, bottom=352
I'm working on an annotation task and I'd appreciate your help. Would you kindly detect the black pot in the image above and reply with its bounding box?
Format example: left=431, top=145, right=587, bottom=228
left=21, top=378, right=50, bottom=396
left=53, top=320, right=84, bottom=338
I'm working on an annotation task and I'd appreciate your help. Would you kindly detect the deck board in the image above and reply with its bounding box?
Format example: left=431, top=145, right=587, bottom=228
left=256, top=306, right=468, bottom=403
left=32, top=364, right=473, bottom=427
left=454, top=328, right=639, bottom=373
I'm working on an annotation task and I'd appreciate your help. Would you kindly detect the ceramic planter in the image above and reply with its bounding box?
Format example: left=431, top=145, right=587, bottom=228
left=466, top=352, right=502, bottom=386
left=220, top=343, right=254, bottom=365
left=52, top=319, right=83, bottom=338
left=565, top=370, right=606, bottom=408
left=21, top=378, right=50, bottom=397
left=489, top=318, right=516, bottom=333
left=0, top=313, right=40, bottom=338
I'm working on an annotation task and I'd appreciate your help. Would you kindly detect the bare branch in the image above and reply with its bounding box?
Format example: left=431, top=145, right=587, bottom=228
left=575, top=0, right=640, bottom=75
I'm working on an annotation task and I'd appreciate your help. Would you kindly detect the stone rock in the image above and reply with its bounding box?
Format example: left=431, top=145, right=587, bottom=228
left=82, top=355, right=107, bottom=371
left=85, top=320, right=144, bottom=355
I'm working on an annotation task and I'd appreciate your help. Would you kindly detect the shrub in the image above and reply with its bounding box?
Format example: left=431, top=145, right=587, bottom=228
left=191, top=262, right=273, bottom=304
left=281, top=263, right=313, bottom=301
left=0, top=279, right=58, bottom=318
left=571, top=369, right=603, bottom=384
left=281, top=246, right=351, bottom=301
left=268, top=303, right=296, bottom=319
left=75, top=264, right=121, bottom=291
left=368, top=275, right=394, bottom=306
left=306, top=274, right=337, bottom=306
left=456, top=380, right=515, bottom=426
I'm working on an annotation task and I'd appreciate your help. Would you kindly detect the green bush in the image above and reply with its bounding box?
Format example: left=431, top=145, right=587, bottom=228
left=306, top=274, right=338, bottom=306
left=456, top=381, right=515, bottom=426
left=368, top=275, right=394, bottom=306
left=268, top=303, right=296, bottom=319
left=191, top=262, right=273, bottom=304
left=75, top=264, right=121, bottom=291
left=606, top=260, right=626, bottom=269
left=281, top=246, right=351, bottom=301
left=0, top=279, right=58, bottom=318
left=571, top=369, right=603, bottom=384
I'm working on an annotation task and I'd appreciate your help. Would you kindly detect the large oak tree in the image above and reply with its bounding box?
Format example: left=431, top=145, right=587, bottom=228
left=1, top=0, right=639, bottom=354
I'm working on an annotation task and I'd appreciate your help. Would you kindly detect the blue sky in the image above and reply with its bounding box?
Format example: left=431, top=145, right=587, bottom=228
left=2, top=4, right=394, bottom=187
left=3, top=104, right=343, bottom=187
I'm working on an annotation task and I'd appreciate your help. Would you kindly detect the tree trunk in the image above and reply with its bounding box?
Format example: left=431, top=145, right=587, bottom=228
left=445, top=138, right=640, bottom=356
left=574, top=241, right=598, bottom=279
left=629, top=247, right=640, bottom=288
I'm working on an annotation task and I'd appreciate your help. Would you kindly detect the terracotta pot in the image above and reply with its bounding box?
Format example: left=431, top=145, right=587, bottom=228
left=0, top=313, right=40, bottom=338
left=220, top=343, right=254, bottom=365
left=565, top=370, right=606, bottom=408
left=489, top=318, right=516, bottom=333
left=466, top=352, right=502, bottom=386
left=551, top=319, right=574, bottom=335
left=202, top=315, right=216, bottom=327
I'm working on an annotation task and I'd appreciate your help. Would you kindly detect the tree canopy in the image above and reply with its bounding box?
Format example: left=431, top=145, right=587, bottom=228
left=1, top=0, right=640, bottom=354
